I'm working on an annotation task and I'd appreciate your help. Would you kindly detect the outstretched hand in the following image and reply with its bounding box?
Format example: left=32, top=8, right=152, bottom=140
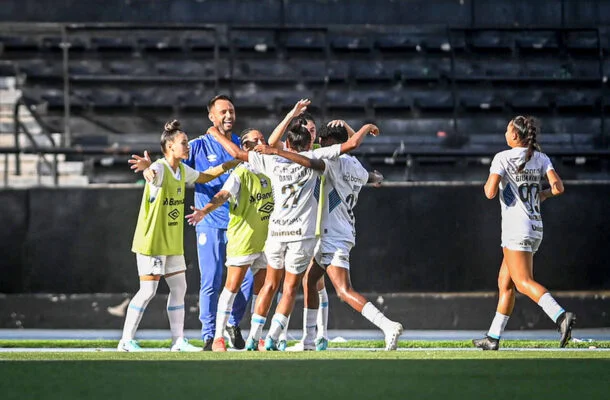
left=366, top=124, right=380, bottom=136
left=288, top=99, right=311, bottom=120
left=253, top=144, right=278, bottom=155
left=185, top=206, right=205, bottom=226
left=129, top=151, right=152, bottom=172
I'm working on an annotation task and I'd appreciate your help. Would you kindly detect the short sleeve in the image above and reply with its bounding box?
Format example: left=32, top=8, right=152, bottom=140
left=489, top=153, right=505, bottom=177
left=541, top=153, right=554, bottom=173
left=312, top=144, right=341, bottom=160
left=183, top=164, right=200, bottom=184
left=247, top=151, right=268, bottom=175
left=221, top=170, right=242, bottom=199
left=149, top=162, right=165, bottom=187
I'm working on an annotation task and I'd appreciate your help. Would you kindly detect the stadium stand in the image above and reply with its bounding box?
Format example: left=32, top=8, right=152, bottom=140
left=0, top=21, right=609, bottom=183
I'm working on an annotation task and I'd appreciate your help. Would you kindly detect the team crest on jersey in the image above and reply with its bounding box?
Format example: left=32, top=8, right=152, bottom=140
left=177, top=187, right=182, bottom=195
left=260, top=177, right=269, bottom=188
left=207, top=154, right=218, bottom=162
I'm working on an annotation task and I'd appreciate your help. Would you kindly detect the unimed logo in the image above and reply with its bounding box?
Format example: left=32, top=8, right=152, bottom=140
left=168, top=209, right=180, bottom=220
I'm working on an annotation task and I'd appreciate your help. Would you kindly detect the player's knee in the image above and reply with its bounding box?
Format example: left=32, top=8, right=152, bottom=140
left=335, top=285, right=351, bottom=302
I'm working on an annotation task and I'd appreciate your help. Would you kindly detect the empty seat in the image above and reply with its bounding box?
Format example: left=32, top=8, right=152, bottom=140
left=352, top=60, right=395, bottom=81
left=69, top=60, right=105, bottom=75
left=137, top=35, right=182, bottom=51
left=108, top=60, right=152, bottom=76
left=18, top=59, right=61, bottom=78
left=330, top=34, right=373, bottom=52
left=555, top=90, right=600, bottom=109
left=508, top=90, right=551, bottom=110
left=515, top=31, right=559, bottom=51
left=411, top=90, right=453, bottom=110
left=375, top=32, right=421, bottom=50
left=232, top=59, right=298, bottom=81
left=91, top=35, right=134, bottom=51
left=230, top=29, right=276, bottom=51
left=184, top=33, right=217, bottom=50
left=281, top=30, right=326, bottom=50
left=459, top=91, right=504, bottom=110
left=565, top=31, right=599, bottom=51
left=468, top=31, right=514, bottom=51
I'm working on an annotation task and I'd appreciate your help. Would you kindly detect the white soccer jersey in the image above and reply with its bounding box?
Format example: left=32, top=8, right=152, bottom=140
left=319, top=154, right=369, bottom=244
left=489, top=147, right=554, bottom=240
left=248, top=144, right=341, bottom=242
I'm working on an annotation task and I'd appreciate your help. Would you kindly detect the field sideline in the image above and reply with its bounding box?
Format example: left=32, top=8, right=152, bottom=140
left=1, top=340, right=609, bottom=400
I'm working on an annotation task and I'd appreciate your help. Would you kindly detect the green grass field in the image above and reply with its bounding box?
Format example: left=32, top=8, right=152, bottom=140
left=1, top=340, right=609, bottom=400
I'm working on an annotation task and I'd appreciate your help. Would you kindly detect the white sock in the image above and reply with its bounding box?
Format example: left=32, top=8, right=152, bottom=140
left=248, top=313, right=266, bottom=341
left=267, top=313, right=289, bottom=341
left=302, top=308, right=318, bottom=344
left=317, top=288, right=329, bottom=339
left=279, top=313, right=291, bottom=341
left=121, top=280, right=159, bottom=341
left=215, top=288, right=237, bottom=339
left=487, top=312, right=510, bottom=339
left=165, top=273, right=187, bottom=342
left=250, top=294, right=258, bottom=315
left=361, top=302, right=394, bottom=332
left=538, top=292, right=565, bottom=323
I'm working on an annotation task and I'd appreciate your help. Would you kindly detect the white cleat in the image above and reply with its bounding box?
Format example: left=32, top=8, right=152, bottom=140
left=117, top=339, right=143, bottom=352
left=171, top=338, right=203, bottom=352
left=383, top=322, right=403, bottom=351
left=285, top=340, right=315, bottom=352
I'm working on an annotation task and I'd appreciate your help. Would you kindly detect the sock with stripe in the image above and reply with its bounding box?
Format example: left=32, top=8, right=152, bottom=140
left=302, top=308, right=318, bottom=344
left=316, top=288, right=329, bottom=339
left=267, top=313, right=289, bottom=341
left=121, top=279, right=159, bottom=341
left=537, top=292, right=565, bottom=323
left=214, top=288, right=237, bottom=339
left=165, top=273, right=187, bottom=342
left=487, top=312, right=510, bottom=339
left=248, top=313, right=266, bottom=341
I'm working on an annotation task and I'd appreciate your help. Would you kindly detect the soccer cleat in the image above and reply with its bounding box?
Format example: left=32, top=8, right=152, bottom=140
left=264, top=336, right=278, bottom=351
left=277, top=339, right=287, bottom=351
left=472, top=336, right=500, bottom=351
left=117, top=339, right=143, bottom=352
left=225, top=325, right=245, bottom=350
left=315, top=337, right=328, bottom=351
left=383, top=322, right=403, bottom=351
left=203, top=337, right=214, bottom=351
left=245, top=337, right=258, bottom=351
left=557, top=311, right=576, bottom=348
left=211, top=337, right=227, bottom=352
left=171, top=338, right=203, bottom=352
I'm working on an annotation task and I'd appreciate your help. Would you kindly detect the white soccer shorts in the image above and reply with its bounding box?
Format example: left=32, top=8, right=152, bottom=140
left=225, top=252, right=268, bottom=271
left=265, top=238, right=317, bottom=275
left=136, top=254, right=186, bottom=276
left=501, top=236, right=542, bottom=253
left=314, top=238, right=353, bottom=269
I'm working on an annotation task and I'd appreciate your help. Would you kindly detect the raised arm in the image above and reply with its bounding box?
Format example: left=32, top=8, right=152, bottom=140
left=207, top=127, right=249, bottom=162
left=195, top=160, right=240, bottom=184
left=267, top=99, right=311, bottom=149
left=540, top=169, right=565, bottom=202
left=339, top=123, right=379, bottom=154
left=484, top=173, right=502, bottom=199
left=185, top=190, right=232, bottom=226
left=254, top=144, right=326, bottom=172
left=367, top=170, right=384, bottom=185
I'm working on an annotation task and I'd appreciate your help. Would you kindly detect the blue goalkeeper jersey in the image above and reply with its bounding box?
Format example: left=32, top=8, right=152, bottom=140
left=184, top=132, right=240, bottom=230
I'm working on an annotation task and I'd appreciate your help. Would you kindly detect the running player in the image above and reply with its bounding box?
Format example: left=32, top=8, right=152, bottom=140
left=184, top=129, right=273, bottom=352
left=118, top=120, right=237, bottom=352
left=299, top=120, right=403, bottom=351
left=473, top=116, right=575, bottom=350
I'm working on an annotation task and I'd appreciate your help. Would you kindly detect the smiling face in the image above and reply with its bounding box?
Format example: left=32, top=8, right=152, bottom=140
left=304, top=119, right=317, bottom=149
left=240, top=129, right=266, bottom=151
left=208, top=99, right=236, bottom=134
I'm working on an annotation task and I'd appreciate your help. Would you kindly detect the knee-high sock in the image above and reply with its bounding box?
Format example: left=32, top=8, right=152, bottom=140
left=303, top=308, right=318, bottom=344
left=121, top=280, right=159, bottom=341
left=166, top=273, right=187, bottom=341
left=267, top=313, right=289, bottom=341
left=316, top=288, right=329, bottom=339
left=215, top=288, right=237, bottom=339
left=361, top=302, right=395, bottom=332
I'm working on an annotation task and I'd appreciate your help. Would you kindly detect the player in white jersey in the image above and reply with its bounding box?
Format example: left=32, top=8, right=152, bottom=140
left=473, top=115, right=575, bottom=350
left=208, top=121, right=380, bottom=350
left=295, top=121, right=403, bottom=351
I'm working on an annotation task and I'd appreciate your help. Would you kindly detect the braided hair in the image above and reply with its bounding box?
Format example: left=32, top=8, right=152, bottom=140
left=511, top=116, right=541, bottom=172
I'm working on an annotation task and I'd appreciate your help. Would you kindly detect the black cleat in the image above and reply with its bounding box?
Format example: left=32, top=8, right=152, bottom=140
left=225, top=325, right=245, bottom=350
left=203, top=337, right=214, bottom=351
left=557, top=311, right=576, bottom=348
left=472, top=336, right=500, bottom=351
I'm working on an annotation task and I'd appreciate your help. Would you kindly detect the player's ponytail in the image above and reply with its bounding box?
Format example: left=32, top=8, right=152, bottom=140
left=160, top=119, right=183, bottom=153
left=512, top=116, right=541, bottom=172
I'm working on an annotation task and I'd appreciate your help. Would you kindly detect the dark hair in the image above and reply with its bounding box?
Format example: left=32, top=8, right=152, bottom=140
left=286, top=124, right=311, bottom=152
left=318, top=124, right=348, bottom=145
left=207, top=94, right=234, bottom=112
left=288, top=114, right=315, bottom=131
left=160, top=120, right=184, bottom=153
left=511, top=115, right=541, bottom=172
left=239, top=128, right=261, bottom=149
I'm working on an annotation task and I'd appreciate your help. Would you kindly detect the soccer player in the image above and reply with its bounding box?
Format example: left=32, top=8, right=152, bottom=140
left=118, top=120, right=237, bottom=352
left=473, top=116, right=575, bottom=350
left=186, top=95, right=254, bottom=350
left=266, top=100, right=330, bottom=350
left=184, top=129, right=273, bottom=352
left=298, top=120, right=403, bottom=351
